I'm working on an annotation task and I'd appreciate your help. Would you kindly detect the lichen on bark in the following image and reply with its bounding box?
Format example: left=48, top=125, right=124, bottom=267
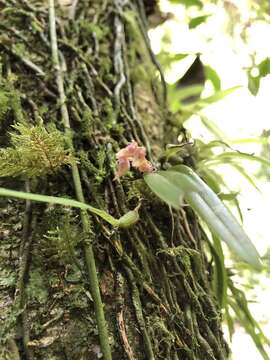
left=0, top=0, right=229, bottom=359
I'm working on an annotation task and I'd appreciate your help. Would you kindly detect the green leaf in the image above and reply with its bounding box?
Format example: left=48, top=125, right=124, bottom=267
left=208, top=151, right=270, bottom=168
left=248, top=74, right=260, bottom=96
left=205, top=65, right=221, bottom=91
left=172, top=165, right=261, bottom=269
left=199, top=150, right=261, bottom=192
left=259, top=57, right=270, bottom=77
left=230, top=162, right=261, bottom=192
left=144, top=171, right=187, bottom=209
left=177, top=87, right=240, bottom=126
left=157, top=52, right=189, bottom=71
left=225, top=306, right=235, bottom=341
left=199, top=86, right=241, bottom=105
left=171, top=85, right=204, bottom=102
left=228, top=281, right=270, bottom=359
left=189, top=15, right=211, bottom=29
left=145, top=166, right=261, bottom=269
left=171, top=53, right=190, bottom=61
left=169, top=0, right=203, bottom=7
left=230, top=137, right=267, bottom=145
left=208, top=235, right=227, bottom=309
left=199, top=168, right=224, bottom=194
left=199, top=116, right=226, bottom=140
left=0, top=187, right=138, bottom=228
left=219, top=192, right=239, bottom=201
left=200, top=166, right=245, bottom=222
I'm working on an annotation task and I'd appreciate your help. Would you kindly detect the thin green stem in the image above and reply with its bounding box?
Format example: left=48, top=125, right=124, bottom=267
left=16, top=180, right=34, bottom=360
left=48, top=1, right=112, bottom=359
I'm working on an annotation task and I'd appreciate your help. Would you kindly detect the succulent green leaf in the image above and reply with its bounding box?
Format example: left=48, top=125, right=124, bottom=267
left=144, top=171, right=186, bottom=209
left=145, top=165, right=261, bottom=269
left=171, top=165, right=261, bottom=268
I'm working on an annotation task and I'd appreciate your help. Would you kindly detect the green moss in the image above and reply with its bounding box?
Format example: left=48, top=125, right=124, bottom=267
left=0, top=75, right=22, bottom=122
left=27, top=269, right=48, bottom=304
left=130, top=63, right=151, bottom=84
left=0, top=122, right=74, bottom=177
left=79, top=149, right=107, bottom=185
left=79, top=21, right=109, bottom=40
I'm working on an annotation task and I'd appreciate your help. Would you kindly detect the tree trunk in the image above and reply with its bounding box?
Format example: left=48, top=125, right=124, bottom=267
left=0, top=1, right=229, bottom=359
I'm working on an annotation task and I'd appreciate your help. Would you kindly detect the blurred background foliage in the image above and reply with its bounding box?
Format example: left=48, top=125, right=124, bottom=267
left=148, top=0, right=270, bottom=358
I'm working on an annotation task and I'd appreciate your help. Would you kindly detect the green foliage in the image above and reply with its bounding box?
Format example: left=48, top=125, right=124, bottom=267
left=248, top=73, right=261, bottom=96
left=157, top=53, right=189, bottom=73
left=0, top=186, right=140, bottom=228
left=144, top=165, right=261, bottom=269
left=201, top=150, right=270, bottom=170
left=248, top=58, right=270, bottom=96
left=169, top=0, right=203, bottom=7
left=156, top=1, right=270, bottom=354
left=0, top=122, right=73, bottom=177
left=144, top=171, right=187, bottom=208
left=209, top=235, right=227, bottom=309
left=169, top=83, right=240, bottom=114
left=204, top=65, right=221, bottom=91
left=189, top=14, right=211, bottom=29
left=196, top=140, right=262, bottom=192
left=228, top=279, right=270, bottom=360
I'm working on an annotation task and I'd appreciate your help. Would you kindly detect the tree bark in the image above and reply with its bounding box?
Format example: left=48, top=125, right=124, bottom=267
left=0, top=0, right=229, bottom=359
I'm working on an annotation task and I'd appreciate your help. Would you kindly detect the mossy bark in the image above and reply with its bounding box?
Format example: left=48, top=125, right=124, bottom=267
left=0, top=1, right=229, bottom=359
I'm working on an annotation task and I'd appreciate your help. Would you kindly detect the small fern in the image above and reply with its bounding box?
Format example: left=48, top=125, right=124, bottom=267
left=0, top=122, right=74, bottom=177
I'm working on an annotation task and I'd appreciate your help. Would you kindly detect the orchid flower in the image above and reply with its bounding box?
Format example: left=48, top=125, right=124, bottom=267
left=116, top=141, right=153, bottom=178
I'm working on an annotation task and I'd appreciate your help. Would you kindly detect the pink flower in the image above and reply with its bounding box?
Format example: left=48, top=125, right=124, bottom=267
left=138, top=160, right=153, bottom=173
left=116, top=141, right=138, bottom=160
left=116, top=157, right=130, bottom=178
left=132, top=147, right=146, bottom=167
left=115, top=141, right=153, bottom=178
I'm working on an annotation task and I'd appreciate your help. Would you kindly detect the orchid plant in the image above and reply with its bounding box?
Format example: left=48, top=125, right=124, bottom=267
left=0, top=141, right=261, bottom=268
left=116, top=141, right=261, bottom=269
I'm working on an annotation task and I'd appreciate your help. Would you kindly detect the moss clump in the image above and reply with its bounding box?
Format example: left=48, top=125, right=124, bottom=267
left=0, top=122, right=74, bottom=178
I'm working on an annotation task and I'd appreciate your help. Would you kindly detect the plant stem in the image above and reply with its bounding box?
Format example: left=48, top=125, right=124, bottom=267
left=16, top=180, right=34, bottom=360
left=48, top=1, right=112, bottom=359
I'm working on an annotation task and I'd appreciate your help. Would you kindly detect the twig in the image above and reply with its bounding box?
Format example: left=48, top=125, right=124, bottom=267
left=15, top=180, right=35, bottom=360
left=48, top=1, right=112, bottom=359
